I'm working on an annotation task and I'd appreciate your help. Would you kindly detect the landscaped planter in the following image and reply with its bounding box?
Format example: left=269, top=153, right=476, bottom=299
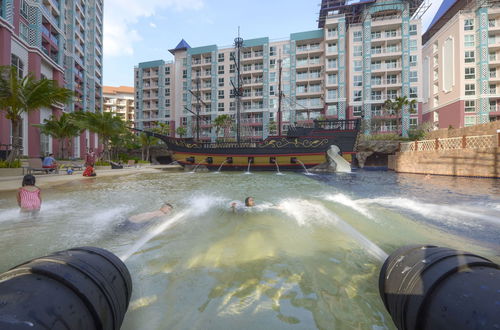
left=0, top=168, right=24, bottom=177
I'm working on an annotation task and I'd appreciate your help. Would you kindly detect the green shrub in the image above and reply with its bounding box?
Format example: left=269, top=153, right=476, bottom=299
left=0, top=160, right=21, bottom=168
left=95, top=160, right=110, bottom=166
left=137, top=160, right=149, bottom=164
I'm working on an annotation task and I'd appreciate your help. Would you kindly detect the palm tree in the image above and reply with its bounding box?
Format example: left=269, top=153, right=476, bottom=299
left=176, top=126, right=187, bottom=138
left=34, top=112, right=81, bottom=158
left=0, top=66, right=74, bottom=164
left=73, top=111, right=126, bottom=161
left=383, top=96, right=417, bottom=137
left=213, top=114, right=233, bottom=139
left=139, top=133, right=158, bottom=161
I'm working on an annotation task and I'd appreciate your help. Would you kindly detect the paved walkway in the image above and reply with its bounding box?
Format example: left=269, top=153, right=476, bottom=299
left=0, top=165, right=182, bottom=192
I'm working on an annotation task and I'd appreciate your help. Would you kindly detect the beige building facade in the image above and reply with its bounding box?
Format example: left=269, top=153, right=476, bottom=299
left=103, top=86, right=135, bottom=125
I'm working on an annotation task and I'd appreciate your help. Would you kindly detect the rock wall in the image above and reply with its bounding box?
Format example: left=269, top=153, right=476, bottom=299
left=392, top=148, right=500, bottom=178
left=425, top=121, right=500, bottom=140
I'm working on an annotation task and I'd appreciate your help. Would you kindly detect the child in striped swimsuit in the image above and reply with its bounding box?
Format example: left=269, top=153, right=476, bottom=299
left=17, top=174, right=42, bottom=213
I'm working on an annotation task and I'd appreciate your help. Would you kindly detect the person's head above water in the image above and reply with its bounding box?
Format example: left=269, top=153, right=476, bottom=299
left=245, top=197, right=255, bottom=207
left=22, top=174, right=36, bottom=187
left=160, top=202, right=173, bottom=213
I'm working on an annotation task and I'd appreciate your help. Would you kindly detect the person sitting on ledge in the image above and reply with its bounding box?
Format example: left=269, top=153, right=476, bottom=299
left=42, top=153, right=58, bottom=172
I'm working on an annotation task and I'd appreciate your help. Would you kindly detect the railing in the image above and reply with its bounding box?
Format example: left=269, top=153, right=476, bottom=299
left=399, top=135, right=496, bottom=152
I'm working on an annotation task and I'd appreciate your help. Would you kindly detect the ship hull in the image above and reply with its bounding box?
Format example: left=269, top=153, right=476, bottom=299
left=134, top=119, right=360, bottom=171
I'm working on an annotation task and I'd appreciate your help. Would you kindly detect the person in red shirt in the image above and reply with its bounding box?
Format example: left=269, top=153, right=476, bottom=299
left=85, top=148, right=96, bottom=167
left=83, top=165, right=96, bottom=177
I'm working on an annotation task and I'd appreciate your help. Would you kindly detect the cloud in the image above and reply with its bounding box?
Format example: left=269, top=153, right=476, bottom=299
left=149, top=22, right=157, bottom=28
left=103, top=0, right=204, bottom=57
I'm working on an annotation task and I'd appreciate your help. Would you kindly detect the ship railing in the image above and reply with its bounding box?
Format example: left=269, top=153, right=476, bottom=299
left=313, top=119, right=360, bottom=130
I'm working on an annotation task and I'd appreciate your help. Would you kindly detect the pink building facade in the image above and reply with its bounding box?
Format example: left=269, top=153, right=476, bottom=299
left=0, top=0, right=102, bottom=159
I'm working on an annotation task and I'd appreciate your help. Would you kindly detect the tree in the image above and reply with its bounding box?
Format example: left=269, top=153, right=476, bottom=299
left=213, top=114, right=233, bottom=139
left=383, top=96, right=417, bottom=137
left=139, top=133, right=158, bottom=161
left=34, top=112, right=81, bottom=158
left=0, top=66, right=74, bottom=164
left=176, top=126, right=187, bottom=138
left=73, top=111, right=126, bottom=161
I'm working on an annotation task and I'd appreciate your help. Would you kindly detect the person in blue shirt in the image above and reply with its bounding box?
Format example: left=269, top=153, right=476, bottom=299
left=42, top=153, right=58, bottom=172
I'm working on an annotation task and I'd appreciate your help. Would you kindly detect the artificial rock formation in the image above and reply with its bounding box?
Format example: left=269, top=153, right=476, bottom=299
left=355, top=140, right=400, bottom=168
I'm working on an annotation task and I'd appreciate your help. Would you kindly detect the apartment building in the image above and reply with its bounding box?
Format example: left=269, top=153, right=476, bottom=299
left=135, top=0, right=425, bottom=139
left=103, top=86, right=135, bottom=124
left=0, top=0, right=103, bottom=158
left=422, top=0, right=500, bottom=129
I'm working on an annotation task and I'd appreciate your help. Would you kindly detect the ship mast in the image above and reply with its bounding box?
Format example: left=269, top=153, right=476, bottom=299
left=277, top=58, right=283, bottom=136
left=233, top=32, right=243, bottom=145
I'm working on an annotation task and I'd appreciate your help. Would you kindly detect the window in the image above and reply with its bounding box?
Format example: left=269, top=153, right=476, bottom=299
left=269, top=72, right=277, bottom=82
left=218, top=78, right=224, bottom=87
left=19, top=23, right=29, bottom=42
left=327, top=74, right=337, bottom=85
left=490, top=68, right=496, bottom=78
left=410, top=71, right=418, bottom=83
left=218, top=90, right=224, bottom=99
left=490, top=84, right=496, bottom=94
left=371, top=31, right=381, bottom=39
left=165, top=99, right=170, bottom=107
left=386, top=29, right=398, bottom=38
left=165, top=88, right=170, bottom=97
left=229, top=89, right=235, bottom=98
left=465, top=67, right=475, bottom=79
left=353, top=75, right=362, bottom=87
left=328, top=59, right=338, bottom=69
left=327, top=27, right=337, bottom=38
left=443, top=37, right=454, bottom=92
left=327, top=89, right=338, bottom=100
left=464, top=35, right=474, bottom=47
left=327, top=43, right=337, bottom=53
left=409, top=87, right=418, bottom=98
left=11, top=55, right=24, bottom=78
left=164, top=67, right=170, bottom=75
left=354, top=60, right=362, bottom=72
left=409, top=55, right=417, bottom=67
left=410, top=40, right=417, bottom=52
left=270, top=59, right=276, bottom=69
left=465, top=84, right=475, bottom=95
left=372, top=60, right=382, bottom=70
left=464, top=19, right=474, bottom=31
left=465, top=100, right=476, bottom=112
left=353, top=31, right=362, bottom=42
left=371, top=90, right=382, bottom=100
left=409, top=118, right=418, bottom=128
left=327, top=104, right=338, bottom=115
left=218, top=53, right=224, bottom=62
left=218, top=102, right=224, bottom=111
left=270, top=46, right=276, bottom=56
left=353, top=45, right=362, bottom=57
left=230, top=64, right=235, bottom=73
left=387, top=89, right=398, bottom=99
left=464, top=116, right=477, bottom=127
left=182, top=70, right=187, bottom=79
left=218, top=65, right=224, bottom=74
left=269, top=85, right=276, bottom=96
left=464, top=51, right=475, bottom=63
left=353, top=90, right=362, bottom=102
left=353, top=106, right=362, bottom=116
left=20, top=0, right=28, bottom=18
left=409, top=24, right=417, bottom=35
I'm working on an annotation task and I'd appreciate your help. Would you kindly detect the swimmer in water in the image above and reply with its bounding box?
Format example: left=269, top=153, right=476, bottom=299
left=116, top=202, right=174, bottom=231
left=231, top=197, right=255, bottom=213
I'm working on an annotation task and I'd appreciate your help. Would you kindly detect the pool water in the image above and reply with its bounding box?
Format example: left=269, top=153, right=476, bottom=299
left=0, top=171, right=498, bottom=329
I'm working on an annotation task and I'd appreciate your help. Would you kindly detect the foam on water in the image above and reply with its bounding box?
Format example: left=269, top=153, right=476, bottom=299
left=323, top=193, right=374, bottom=219
left=278, top=199, right=388, bottom=261
left=120, top=210, right=188, bottom=261
left=361, top=197, right=500, bottom=227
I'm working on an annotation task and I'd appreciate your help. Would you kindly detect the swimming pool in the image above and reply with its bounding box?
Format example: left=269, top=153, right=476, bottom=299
left=0, top=171, right=498, bottom=329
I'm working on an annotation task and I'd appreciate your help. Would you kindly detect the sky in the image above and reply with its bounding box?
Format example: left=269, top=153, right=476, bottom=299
left=102, top=0, right=444, bottom=87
